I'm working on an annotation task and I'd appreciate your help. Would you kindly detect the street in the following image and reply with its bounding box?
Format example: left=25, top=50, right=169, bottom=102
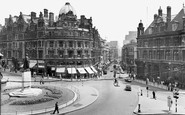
left=1, top=64, right=185, bottom=115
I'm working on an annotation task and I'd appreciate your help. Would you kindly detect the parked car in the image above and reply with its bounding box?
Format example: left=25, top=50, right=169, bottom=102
left=124, top=77, right=132, bottom=82
left=125, top=84, right=131, bottom=91
left=103, top=70, right=107, bottom=75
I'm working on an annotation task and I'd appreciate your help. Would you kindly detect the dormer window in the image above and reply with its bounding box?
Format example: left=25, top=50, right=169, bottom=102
left=149, top=27, right=153, bottom=34
left=172, top=21, right=179, bottom=31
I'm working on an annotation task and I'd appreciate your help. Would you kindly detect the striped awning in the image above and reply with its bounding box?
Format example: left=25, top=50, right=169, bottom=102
left=85, top=67, right=94, bottom=74
left=90, top=66, right=98, bottom=73
left=67, top=68, right=77, bottom=74
left=77, top=68, right=86, bottom=74
left=0, top=53, right=3, bottom=56
left=56, top=68, right=65, bottom=73
left=29, top=62, right=37, bottom=68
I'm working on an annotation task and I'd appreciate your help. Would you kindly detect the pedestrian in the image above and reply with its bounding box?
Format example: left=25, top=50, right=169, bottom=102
left=152, top=91, right=156, bottom=99
left=141, top=89, right=143, bottom=96
left=114, top=78, right=118, bottom=86
left=42, top=79, right=44, bottom=84
left=40, top=78, right=42, bottom=85
left=53, top=102, right=59, bottom=114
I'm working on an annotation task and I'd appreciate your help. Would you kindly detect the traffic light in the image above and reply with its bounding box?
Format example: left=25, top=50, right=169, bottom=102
left=173, top=91, right=179, bottom=99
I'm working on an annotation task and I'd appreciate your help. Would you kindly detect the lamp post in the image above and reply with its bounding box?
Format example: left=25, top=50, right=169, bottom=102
left=168, top=62, right=172, bottom=85
left=0, top=53, right=4, bottom=80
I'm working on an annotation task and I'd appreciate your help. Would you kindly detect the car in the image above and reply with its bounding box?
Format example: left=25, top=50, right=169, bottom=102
left=125, top=84, right=131, bottom=91
left=103, top=70, right=107, bottom=75
left=124, top=78, right=132, bottom=82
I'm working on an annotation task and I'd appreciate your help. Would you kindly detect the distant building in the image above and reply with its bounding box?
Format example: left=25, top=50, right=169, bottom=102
left=136, top=5, right=185, bottom=88
left=121, top=40, right=137, bottom=74
left=107, top=41, right=118, bottom=61
left=0, top=2, right=101, bottom=78
left=123, top=31, right=137, bottom=45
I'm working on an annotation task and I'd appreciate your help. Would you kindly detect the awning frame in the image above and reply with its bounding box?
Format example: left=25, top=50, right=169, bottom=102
left=56, top=67, right=65, bottom=73
left=90, top=66, right=98, bottom=73
left=85, top=67, right=94, bottom=74
left=77, top=68, right=87, bottom=74
left=67, top=68, right=77, bottom=74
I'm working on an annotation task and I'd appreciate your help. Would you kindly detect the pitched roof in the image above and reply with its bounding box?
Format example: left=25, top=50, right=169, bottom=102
left=22, top=14, right=31, bottom=23
left=167, top=7, right=185, bottom=31
left=144, top=12, right=177, bottom=35
left=144, top=14, right=167, bottom=35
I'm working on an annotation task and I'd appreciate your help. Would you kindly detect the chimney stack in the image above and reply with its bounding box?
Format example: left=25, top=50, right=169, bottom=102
left=44, top=9, right=48, bottom=18
left=49, top=12, right=54, bottom=26
left=154, top=14, right=157, bottom=20
left=31, top=12, right=36, bottom=19
left=158, top=6, right=162, bottom=16
left=167, top=6, right=171, bottom=22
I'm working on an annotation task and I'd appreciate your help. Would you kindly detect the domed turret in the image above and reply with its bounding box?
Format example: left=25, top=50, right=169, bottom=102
left=59, top=2, right=76, bottom=16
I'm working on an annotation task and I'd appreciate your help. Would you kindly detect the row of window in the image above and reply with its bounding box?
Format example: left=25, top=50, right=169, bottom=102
left=138, top=36, right=184, bottom=47
left=0, top=40, right=92, bottom=49
left=138, top=50, right=185, bottom=61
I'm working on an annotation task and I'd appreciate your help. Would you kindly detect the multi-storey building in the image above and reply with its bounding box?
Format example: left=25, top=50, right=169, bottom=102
left=0, top=2, right=101, bottom=78
left=123, top=31, right=137, bottom=45
left=100, top=39, right=110, bottom=68
left=121, top=40, right=137, bottom=74
left=136, top=5, right=185, bottom=88
left=107, top=41, right=118, bottom=62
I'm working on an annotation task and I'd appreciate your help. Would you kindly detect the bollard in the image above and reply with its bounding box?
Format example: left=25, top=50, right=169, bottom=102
left=138, top=104, right=141, bottom=113
left=141, top=90, right=143, bottom=96
left=175, top=99, right=177, bottom=112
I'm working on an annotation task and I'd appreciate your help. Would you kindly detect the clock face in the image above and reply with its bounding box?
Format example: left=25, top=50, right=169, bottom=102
left=172, top=23, right=178, bottom=31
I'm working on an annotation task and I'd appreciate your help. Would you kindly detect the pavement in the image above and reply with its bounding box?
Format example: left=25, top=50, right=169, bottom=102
left=132, top=76, right=185, bottom=115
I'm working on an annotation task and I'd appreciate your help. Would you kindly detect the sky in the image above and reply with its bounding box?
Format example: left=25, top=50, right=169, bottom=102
left=0, top=0, right=185, bottom=47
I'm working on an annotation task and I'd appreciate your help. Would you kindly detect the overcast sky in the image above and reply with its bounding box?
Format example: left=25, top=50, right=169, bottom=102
left=0, top=0, right=184, bottom=47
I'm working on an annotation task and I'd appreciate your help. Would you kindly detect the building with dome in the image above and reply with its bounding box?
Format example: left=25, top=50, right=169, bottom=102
left=0, top=2, right=102, bottom=79
left=136, top=5, right=185, bottom=88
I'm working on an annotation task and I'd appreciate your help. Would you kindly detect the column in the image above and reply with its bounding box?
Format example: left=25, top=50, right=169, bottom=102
left=74, top=49, right=77, bottom=58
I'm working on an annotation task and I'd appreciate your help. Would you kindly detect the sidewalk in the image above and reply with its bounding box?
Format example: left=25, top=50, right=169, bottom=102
left=134, top=94, right=185, bottom=115
left=132, top=79, right=185, bottom=115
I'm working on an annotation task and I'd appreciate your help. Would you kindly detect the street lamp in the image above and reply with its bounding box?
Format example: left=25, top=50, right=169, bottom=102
left=168, top=62, right=172, bottom=82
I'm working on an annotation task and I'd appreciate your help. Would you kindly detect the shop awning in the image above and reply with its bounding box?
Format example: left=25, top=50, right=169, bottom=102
left=0, top=53, right=3, bottom=56
left=90, top=66, right=98, bottom=73
left=67, top=68, right=77, bottom=74
left=85, top=67, right=94, bottom=74
left=77, top=68, right=86, bottom=74
left=38, top=65, right=44, bottom=68
left=51, top=67, right=55, bottom=71
left=56, top=67, right=65, bottom=73
left=29, top=62, right=37, bottom=68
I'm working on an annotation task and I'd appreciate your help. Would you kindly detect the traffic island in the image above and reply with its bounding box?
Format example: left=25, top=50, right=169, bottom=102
left=1, top=85, right=77, bottom=115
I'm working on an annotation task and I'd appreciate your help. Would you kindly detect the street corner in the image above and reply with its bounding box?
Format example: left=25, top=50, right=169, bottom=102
left=133, top=95, right=169, bottom=115
left=58, top=85, right=99, bottom=114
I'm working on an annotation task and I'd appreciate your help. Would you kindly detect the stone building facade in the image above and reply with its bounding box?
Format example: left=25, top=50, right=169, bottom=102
left=136, top=5, right=185, bottom=88
left=0, top=2, right=101, bottom=78
left=121, top=41, right=137, bottom=74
